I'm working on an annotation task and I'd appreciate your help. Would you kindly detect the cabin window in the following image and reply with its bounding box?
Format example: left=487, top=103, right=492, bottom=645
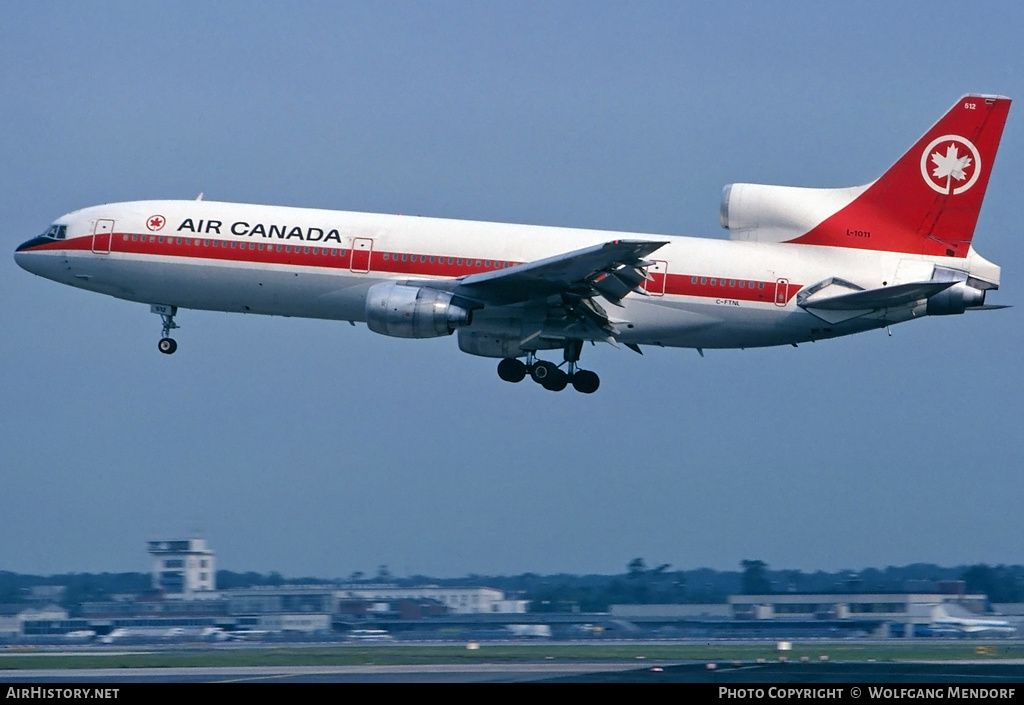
left=131, top=234, right=138, bottom=241
left=447, top=257, right=454, bottom=265
left=709, top=278, right=717, bottom=286
left=700, top=277, right=707, bottom=285
left=738, top=281, right=745, bottom=288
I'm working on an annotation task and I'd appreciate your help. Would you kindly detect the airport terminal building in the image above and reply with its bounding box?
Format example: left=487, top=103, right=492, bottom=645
left=5, top=540, right=1019, bottom=642
left=725, top=592, right=993, bottom=637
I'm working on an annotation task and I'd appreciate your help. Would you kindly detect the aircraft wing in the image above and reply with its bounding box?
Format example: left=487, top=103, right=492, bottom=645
left=448, top=239, right=668, bottom=342
left=453, top=239, right=668, bottom=306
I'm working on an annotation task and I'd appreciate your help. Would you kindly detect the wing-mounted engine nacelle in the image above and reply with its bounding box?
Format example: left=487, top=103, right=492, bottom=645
left=365, top=282, right=472, bottom=338
left=926, top=282, right=987, bottom=316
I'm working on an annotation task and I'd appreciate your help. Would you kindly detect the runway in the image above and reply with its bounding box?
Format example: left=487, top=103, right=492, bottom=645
left=4, top=661, right=1024, bottom=683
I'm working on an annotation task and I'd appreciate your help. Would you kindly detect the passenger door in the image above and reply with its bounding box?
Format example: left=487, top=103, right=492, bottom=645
left=350, top=237, right=373, bottom=273
left=92, top=219, right=114, bottom=254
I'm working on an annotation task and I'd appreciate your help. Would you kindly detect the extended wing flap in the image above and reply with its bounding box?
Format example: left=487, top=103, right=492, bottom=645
left=453, top=239, right=668, bottom=307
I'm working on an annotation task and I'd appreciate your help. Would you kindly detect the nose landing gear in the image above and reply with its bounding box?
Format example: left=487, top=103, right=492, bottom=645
left=496, top=340, right=601, bottom=393
left=151, top=304, right=179, bottom=355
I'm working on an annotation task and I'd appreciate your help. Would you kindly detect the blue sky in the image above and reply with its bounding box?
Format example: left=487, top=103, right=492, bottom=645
left=2, top=1, right=1023, bottom=578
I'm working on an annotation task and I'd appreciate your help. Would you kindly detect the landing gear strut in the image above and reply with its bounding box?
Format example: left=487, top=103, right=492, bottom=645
left=151, top=304, right=179, bottom=355
left=496, top=340, right=600, bottom=393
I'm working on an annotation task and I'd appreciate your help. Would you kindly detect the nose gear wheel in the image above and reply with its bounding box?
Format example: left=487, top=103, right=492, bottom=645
left=152, top=304, right=180, bottom=355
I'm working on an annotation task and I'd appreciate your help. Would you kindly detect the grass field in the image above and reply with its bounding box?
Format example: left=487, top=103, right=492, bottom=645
left=1, top=641, right=1023, bottom=670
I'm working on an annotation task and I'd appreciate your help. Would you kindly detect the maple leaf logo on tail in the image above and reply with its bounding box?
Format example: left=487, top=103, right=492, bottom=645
left=931, top=144, right=972, bottom=192
left=919, top=134, right=981, bottom=195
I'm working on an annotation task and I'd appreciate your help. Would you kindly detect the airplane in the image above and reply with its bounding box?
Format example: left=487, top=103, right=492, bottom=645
left=15, top=94, right=1010, bottom=393
left=920, top=604, right=1017, bottom=637
left=99, top=626, right=193, bottom=643
left=346, top=628, right=394, bottom=641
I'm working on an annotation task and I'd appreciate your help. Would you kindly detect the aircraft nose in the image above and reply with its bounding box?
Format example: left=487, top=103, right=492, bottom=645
left=14, top=235, right=52, bottom=273
left=16, top=235, right=51, bottom=253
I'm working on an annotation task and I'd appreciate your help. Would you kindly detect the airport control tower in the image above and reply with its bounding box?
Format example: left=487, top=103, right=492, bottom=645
left=147, top=538, right=216, bottom=596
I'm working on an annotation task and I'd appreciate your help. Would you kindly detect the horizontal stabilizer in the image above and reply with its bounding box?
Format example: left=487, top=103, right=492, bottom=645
left=800, top=280, right=955, bottom=311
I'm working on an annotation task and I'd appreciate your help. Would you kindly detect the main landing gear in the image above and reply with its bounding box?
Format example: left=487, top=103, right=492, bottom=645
left=151, top=304, right=179, bottom=355
left=496, top=340, right=600, bottom=394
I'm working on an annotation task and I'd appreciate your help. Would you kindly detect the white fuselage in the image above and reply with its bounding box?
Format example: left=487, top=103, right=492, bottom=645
left=15, top=199, right=1000, bottom=353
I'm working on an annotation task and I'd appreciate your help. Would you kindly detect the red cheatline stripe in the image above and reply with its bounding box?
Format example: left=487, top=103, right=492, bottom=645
left=667, top=275, right=793, bottom=303
left=33, top=234, right=802, bottom=303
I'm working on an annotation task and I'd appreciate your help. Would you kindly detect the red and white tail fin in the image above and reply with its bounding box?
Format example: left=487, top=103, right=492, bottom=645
left=721, top=95, right=1010, bottom=257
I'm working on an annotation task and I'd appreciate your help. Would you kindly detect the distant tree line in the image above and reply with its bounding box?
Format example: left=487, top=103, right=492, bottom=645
left=1, top=562, right=1021, bottom=615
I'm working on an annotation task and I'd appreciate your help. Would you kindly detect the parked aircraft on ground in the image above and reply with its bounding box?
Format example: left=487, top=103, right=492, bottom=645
left=924, top=604, right=1016, bottom=636
left=15, top=95, right=1009, bottom=393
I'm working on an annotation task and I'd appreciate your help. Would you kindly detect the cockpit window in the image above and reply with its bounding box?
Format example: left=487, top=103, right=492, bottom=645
left=43, top=225, right=68, bottom=239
